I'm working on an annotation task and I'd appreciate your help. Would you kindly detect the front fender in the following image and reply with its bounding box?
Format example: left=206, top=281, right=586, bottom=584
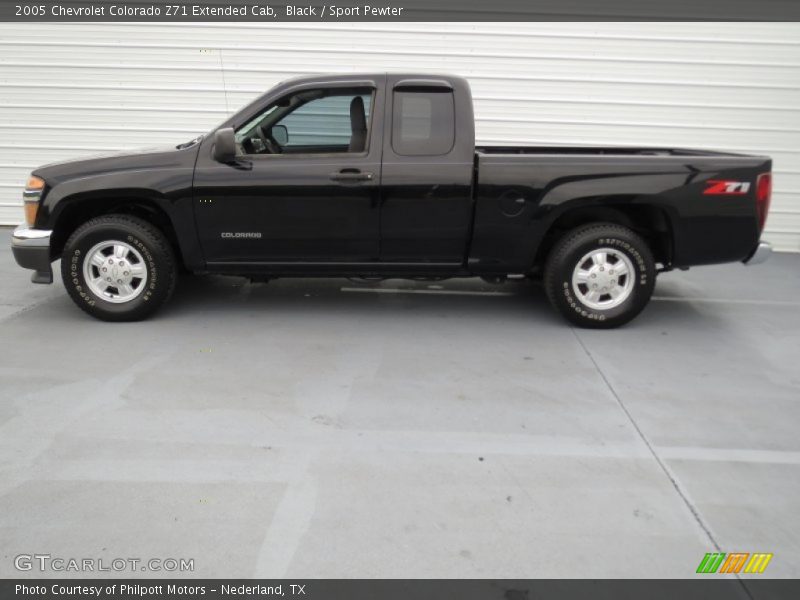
left=36, top=169, right=203, bottom=270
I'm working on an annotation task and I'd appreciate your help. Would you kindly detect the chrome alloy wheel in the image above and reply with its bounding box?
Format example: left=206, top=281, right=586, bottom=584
left=82, top=240, right=148, bottom=304
left=571, top=248, right=635, bottom=310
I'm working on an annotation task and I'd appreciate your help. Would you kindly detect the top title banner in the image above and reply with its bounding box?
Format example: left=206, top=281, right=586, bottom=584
left=3, top=0, right=800, bottom=21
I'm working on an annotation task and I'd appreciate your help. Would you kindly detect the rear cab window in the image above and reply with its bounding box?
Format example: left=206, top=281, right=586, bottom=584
left=391, top=90, right=455, bottom=156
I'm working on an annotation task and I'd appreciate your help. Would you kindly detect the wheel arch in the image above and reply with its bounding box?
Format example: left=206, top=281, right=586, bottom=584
left=49, top=194, right=183, bottom=268
left=531, top=197, right=676, bottom=270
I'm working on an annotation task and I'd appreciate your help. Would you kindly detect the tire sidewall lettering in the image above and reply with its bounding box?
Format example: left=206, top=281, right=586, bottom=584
left=596, top=237, right=648, bottom=286
left=69, top=248, right=95, bottom=306
left=126, top=234, right=157, bottom=300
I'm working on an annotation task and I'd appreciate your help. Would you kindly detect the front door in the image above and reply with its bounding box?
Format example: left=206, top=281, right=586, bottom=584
left=193, top=81, right=383, bottom=267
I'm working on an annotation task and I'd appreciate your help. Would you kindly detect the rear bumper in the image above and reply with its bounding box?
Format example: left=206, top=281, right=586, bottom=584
left=743, top=241, right=772, bottom=266
left=11, top=224, right=53, bottom=283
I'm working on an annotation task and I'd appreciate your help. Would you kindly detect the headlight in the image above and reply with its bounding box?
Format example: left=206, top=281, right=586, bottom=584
left=23, top=175, right=44, bottom=226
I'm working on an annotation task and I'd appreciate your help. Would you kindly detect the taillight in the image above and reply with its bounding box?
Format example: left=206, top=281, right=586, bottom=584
left=756, top=172, right=772, bottom=232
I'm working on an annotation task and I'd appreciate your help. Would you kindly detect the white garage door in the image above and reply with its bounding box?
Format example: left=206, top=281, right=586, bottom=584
left=1, top=22, right=798, bottom=252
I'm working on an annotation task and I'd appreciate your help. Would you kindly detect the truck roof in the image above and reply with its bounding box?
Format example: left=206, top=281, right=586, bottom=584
left=275, top=72, right=468, bottom=87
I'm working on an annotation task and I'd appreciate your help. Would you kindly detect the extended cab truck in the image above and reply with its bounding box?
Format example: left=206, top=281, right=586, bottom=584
left=12, top=73, right=773, bottom=327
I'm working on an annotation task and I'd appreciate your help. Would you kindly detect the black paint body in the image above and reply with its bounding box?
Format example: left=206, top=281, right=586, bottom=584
left=30, top=73, right=771, bottom=277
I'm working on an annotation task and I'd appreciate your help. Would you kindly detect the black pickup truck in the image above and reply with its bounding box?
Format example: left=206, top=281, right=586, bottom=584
left=12, top=72, right=772, bottom=327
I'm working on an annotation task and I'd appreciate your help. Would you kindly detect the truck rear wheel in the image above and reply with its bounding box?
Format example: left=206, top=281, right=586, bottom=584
left=543, top=223, right=655, bottom=328
left=61, top=215, right=177, bottom=321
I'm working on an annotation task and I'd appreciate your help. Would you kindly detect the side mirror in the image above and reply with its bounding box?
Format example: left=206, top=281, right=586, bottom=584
left=272, top=124, right=288, bottom=146
left=213, top=127, right=236, bottom=163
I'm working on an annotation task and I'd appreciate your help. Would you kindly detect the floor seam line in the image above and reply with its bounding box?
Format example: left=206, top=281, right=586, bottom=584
left=570, top=328, right=721, bottom=548
left=571, top=328, right=758, bottom=599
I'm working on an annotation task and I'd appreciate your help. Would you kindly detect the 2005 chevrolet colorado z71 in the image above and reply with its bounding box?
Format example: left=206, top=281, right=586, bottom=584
left=12, top=72, right=773, bottom=327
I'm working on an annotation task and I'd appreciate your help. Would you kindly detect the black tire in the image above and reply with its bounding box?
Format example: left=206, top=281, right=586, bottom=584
left=543, top=223, right=655, bottom=329
left=60, top=214, right=177, bottom=321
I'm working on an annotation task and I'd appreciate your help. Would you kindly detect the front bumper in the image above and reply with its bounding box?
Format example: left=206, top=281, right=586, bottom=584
left=743, top=241, right=772, bottom=266
left=11, top=224, right=53, bottom=283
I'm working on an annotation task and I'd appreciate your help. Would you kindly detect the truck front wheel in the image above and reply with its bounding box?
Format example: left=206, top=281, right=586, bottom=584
left=61, top=215, right=177, bottom=321
left=543, top=223, right=655, bottom=328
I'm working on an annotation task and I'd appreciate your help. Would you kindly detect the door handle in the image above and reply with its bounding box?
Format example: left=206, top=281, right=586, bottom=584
left=330, top=170, right=374, bottom=182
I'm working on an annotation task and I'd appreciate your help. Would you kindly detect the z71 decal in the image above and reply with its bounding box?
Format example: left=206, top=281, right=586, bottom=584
left=703, top=180, right=751, bottom=195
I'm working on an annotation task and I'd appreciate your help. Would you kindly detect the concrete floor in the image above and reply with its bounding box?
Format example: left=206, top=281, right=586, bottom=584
left=0, top=227, right=798, bottom=579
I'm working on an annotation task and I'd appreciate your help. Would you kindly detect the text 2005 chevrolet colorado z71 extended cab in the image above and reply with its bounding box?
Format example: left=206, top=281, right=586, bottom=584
left=12, top=73, right=772, bottom=327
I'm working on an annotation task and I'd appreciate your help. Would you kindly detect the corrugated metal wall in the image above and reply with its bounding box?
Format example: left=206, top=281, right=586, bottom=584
left=1, top=22, right=798, bottom=251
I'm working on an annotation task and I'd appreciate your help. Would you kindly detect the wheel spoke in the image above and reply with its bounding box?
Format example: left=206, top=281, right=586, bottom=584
left=574, top=269, right=591, bottom=283
left=613, top=262, right=629, bottom=277
left=129, top=263, right=146, bottom=277
left=90, top=253, right=106, bottom=268
left=585, top=289, right=601, bottom=303
left=608, top=286, right=623, bottom=299
left=592, top=252, right=607, bottom=266
left=114, top=244, right=128, bottom=259
left=117, top=283, right=135, bottom=297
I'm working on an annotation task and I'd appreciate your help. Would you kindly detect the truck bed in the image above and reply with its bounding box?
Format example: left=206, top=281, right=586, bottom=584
left=469, top=146, right=771, bottom=273
left=476, top=145, right=753, bottom=158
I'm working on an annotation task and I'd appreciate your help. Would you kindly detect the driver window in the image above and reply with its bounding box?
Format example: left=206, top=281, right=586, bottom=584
left=236, top=87, right=373, bottom=156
